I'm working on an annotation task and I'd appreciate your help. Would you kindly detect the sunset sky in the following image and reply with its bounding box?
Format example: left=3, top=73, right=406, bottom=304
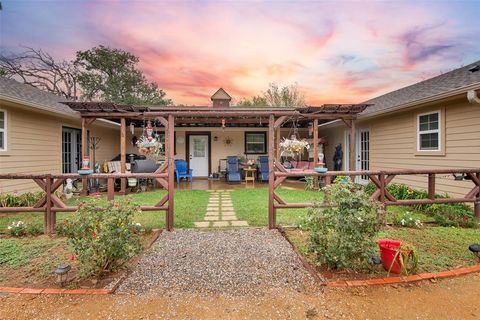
left=1, top=0, right=479, bottom=105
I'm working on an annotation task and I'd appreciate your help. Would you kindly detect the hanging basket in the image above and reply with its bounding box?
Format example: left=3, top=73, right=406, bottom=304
left=136, top=135, right=163, bottom=158
left=280, top=137, right=310, bottom=156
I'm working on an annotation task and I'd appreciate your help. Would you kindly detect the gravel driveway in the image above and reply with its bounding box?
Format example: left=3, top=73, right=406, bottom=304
left=117, top=228, right=317, bottom=296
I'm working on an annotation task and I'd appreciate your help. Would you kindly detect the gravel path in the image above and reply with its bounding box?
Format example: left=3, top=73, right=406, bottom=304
left=117, top=228, right=317, bottom=297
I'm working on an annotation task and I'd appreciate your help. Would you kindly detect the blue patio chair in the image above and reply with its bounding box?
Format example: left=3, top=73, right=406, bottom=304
left=174, top=159, right=193, bottom=184
left=226, top=156, right=241, bottom=182
left=257, top=156, right=269, bottom=182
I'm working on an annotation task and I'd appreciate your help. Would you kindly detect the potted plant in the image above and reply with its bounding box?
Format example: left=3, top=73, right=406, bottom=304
left=280, top=136, right=310, bottom=156
left=64, top=186, right=73, bottom=200
left=378, top=239, right=419, bottom=275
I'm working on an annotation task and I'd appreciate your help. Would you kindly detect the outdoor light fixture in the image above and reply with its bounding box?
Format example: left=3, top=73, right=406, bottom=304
left=369, top=255, right=382, bottom=266
left=55, top=264, right=71, bottom=286
left=308, top=122, right=314, bottom=136
left=221, top=118, right=226, bottom=131
left=468, top=244, right=480, bottom=261
left=213, top=136, right=218, bottom=142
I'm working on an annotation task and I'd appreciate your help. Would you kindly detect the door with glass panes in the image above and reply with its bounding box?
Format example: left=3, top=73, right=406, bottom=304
left=62, top=127, right=83, bottom=173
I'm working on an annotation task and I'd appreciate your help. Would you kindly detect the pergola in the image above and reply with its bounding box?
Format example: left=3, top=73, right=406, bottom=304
left=64, top=102, right=371, bottom=230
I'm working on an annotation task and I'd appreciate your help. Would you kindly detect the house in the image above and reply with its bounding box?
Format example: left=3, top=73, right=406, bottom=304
left=0, top=77, right=120, bottom=193
left=321, top=60, right=480, bottom=197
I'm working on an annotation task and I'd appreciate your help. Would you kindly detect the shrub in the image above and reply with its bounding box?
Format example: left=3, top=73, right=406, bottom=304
left=392, top=211, right=423, bottom=228
left=307, top=178, right=382, bottom=270
left=425, top=204, right=476, bottom=228
left=0, top=192, right=44, bottom=207
left=7, top=221, right=27, bottom=237
left=25, top=223, right=43, bottom=236
left=63, top=198, right=142, bottom=276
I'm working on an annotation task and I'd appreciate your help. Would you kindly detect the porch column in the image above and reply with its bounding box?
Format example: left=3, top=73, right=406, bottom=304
left=81, top=118, right=88, bottom=195
left=349, top=118, right=356, bottom=171
left=313, top=119, right=319, bottom=188
left=167, top=114, right=175, bottom=231
left=120, top=117, right=126, bottom=194
left=268, top=114, right=276, bottom=229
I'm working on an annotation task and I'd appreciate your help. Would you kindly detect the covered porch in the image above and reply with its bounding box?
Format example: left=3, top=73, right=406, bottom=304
left=64, top=102, right=368, bottom=230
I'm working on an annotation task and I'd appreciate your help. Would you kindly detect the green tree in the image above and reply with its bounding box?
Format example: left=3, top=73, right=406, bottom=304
left=238, top=83, right=305, bottom=107
left=74, top=45, right=171, bottom=105
left=237, top=95, right=268, bottom=107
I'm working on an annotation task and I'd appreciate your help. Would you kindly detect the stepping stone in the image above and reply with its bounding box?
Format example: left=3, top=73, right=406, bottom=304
left=221, top=202, right=233, bottom=205
left=231, top=220, right=249, bottom=227
left=205, top=216, right=219, bottom=221
left=212, top=221, right=229, bottom=227
left=205, top=212, right=219, bottom=217
left=222, top=206, right=234, bottom=210
left=194, top=221, right=210, bottom=228
left=222, top=216, right=237, bottom=221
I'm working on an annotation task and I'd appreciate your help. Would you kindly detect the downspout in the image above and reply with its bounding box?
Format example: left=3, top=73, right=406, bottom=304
left=467, top=89, right=480, bottom=104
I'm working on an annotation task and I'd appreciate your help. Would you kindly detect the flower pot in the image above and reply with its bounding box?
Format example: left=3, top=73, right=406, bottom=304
left=65, top=193, right=73, bottom=200
left=378, top=239, right=410, bottom=274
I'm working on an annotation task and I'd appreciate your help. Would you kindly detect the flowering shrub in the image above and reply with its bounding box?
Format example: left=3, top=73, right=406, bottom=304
left=307, top=178, right=382, bottom=270
left=392, top=211, right=423, bottom=228
left=63, top=198, right=142, bottom=276
left=7, top=221, right=26, bottom=237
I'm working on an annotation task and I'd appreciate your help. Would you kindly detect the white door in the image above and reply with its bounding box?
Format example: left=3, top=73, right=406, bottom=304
left=189, top=135, right=209, bottom=177
left=356, top=129, right=370, bottom=184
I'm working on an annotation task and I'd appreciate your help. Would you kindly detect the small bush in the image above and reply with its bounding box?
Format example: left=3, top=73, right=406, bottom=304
left=25, top=223, right=43, bottom=236
left=7, top=221, right=27, bottom=237
left=0, top=192, right=44, bottom=207
left=63, top=198, right=142, bottom=276
left=307, top=178, right=382, bottom=270
left=426, top=204, right=476, bottom=228
left=392, top=211, right=423, bottom=228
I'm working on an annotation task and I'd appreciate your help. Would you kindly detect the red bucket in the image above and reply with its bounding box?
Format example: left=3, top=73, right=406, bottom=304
left=377, top=239, right=405, bottom=274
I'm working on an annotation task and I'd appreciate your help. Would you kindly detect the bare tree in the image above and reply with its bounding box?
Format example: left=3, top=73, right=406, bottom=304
left=0, top=47, right=79, bottom=100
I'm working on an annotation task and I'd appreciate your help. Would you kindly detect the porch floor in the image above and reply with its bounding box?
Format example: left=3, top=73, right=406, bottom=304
left=175, top=178, right=304, bottom=190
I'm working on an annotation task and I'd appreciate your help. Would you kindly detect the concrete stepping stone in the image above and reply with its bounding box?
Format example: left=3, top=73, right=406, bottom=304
left=231, top=221, right=249, bottom=227
left=204, top=216, right=219, bottom=221
left=222, top=216, right=237, bottom=221
left=212, top=221, right=229, bottom=227
left=194, top=222, right=210, bottom=228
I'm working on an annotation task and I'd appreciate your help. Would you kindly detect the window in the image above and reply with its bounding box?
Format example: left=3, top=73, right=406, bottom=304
left=417, top=111, right=440, bottom=151
left=0, top=110, right=6, bottom=151
left=245, top=132, right=266, bottom=154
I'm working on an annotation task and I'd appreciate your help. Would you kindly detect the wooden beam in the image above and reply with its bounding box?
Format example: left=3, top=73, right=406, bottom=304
left=120, top=117, right=127, bottom=194
left=349, top=119, right=356, bottom=171
left=276, top=127, right=281, bottom=161
left=85, top=118, right=97, bottom=126
left=428, top=173, right=435, bottom=200
left=107, top=177, right=115, bottom=201
left=274, top=116, right=288, bottom=128
left=81, top=118, right=88, bottom=195
left=167, top=114, right=175, bottom=231
left=313, top=119, right=319, bottom=189
left=268, top=114, right=276, bottom=229
left=45, top=176, right=52, bottom=234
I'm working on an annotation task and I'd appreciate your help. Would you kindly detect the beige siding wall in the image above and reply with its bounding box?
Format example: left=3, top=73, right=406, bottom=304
left=320, top=96, right=480, bottom=197
left=0, top=102, right=119, bottom=193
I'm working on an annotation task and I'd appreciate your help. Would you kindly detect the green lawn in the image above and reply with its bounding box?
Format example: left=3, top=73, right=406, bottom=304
left=377, top=227, right=480, bottom=272
left=231, top=187, right=323, bottom=226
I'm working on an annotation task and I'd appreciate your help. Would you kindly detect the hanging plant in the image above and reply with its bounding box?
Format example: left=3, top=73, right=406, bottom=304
left=137, top=134, right=163, bottom=158
left=280, top=136, right=310, bottom=155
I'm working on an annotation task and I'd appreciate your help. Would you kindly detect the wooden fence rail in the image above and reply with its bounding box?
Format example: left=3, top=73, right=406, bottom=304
left=270, top=166, right=480, bottom=229
left=0, top=173, right=170, bottom=234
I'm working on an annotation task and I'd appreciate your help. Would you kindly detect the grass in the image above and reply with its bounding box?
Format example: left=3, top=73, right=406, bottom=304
left=377, top=227, right=480, bottom=272
left=286, top=226, right=480, bottom=274
left=231, top=187, right=324, bottom=226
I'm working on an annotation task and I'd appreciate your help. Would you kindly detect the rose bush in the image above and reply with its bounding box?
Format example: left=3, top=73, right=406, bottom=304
left=63, top=197, right=142, bottom=276
left=307, top=177, right=382, bottom=270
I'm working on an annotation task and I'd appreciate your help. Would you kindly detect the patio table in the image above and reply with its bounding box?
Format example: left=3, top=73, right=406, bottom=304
left=243, top=167, right=257, bottom=185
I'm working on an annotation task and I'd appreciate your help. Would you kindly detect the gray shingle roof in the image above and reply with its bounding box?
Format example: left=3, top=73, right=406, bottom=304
left=0, top=77, right=77, bottom=116
left=362, top=60, right=480, bottom=115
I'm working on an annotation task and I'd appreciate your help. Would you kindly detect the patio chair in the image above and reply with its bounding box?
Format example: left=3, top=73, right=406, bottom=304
left=174, top=159, right=193, bottom=184
left=257, top=156, right=269, bottom=182
left=226, top=156, right=241, bottom=182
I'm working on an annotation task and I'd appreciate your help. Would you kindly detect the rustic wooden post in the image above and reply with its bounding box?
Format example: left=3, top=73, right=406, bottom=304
left=268, top=114, right=276, bottom=229
left=45, top=175, right=52, bottom=234
left=428, top=173, right=435, bottom=200
left=379, top=172, right=387, bottom=225
left=167, top=114, right=175, bottom=231
left=313, top=119, right=319, bottom=189
left=81, top=118, right=88, bottom=195
left=120, top=117, right=127, bottom=194
left=276, top=127, right=281, bottom=161
left=476, top=172, right=480, bottom=225
left=107, top=177, right=115, bottom=201
left=349, top=119, right=356, bottom=171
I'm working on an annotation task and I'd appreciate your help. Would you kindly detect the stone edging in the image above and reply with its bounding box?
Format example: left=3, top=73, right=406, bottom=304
left=0, top=288, right=111, bottom=295
left=324, top=264, right=480, bottom=287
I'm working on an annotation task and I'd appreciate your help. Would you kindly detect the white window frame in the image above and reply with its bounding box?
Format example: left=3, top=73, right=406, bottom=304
left=417, top=110, right=441, bottom=152
left=0, top=109, right=6, bottom=152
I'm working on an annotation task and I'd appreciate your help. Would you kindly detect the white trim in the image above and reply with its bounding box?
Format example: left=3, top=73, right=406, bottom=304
left=416, top=110, right=441, bottom=152
left=0, top=109, right=7, bottom=152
